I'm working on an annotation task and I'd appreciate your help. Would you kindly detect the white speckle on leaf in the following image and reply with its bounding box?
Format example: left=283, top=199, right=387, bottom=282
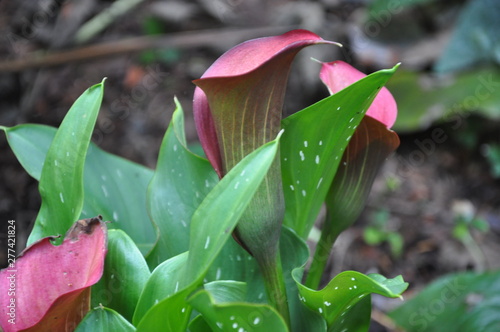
left=181, top=220, right=187, bottom=228
left=66, top=152, right=70, bottom=157
left=232, top=323, right=238, bottom=328
left=59, top=192, right=64, bottom=203
left=253, top=317, right=260, bottom=325
left=238, top=328, right=244, bottom=332
left=284, top=157, right=288, bottom=161
left=234, top=181, right=240, bottom=189
left=337, top=106, right=341, bottom=110
left=304, top=140, right=308, bottom=147
left=205, top=179, right=210, bottom=187
left=181, top=307, right=185, bottom=313
left=350, top=117, right=354, bottom=123
left=299, top=150, right=305, bottom=161
left=54, top=160, right=58, bottom=166
left=216, top=322, right=223, bottom=328
left=230, top=316, right=235, bottom=320
left=324, top=301, right=331, bottom=306
left=351, top=277, right=356, bottom=281
left=236, top=255, right=241, bottom=261
left=319, top=140, right=323, bottom=146
left=101, top=175, right=107, bottom=181
left=204, top=236, right=210, bottom=249
left=101, top=185, right=109, bottom=197
left=296, top=180, right=300, bottom=184
left=175, top=281, right=179, bottom=292
left=353, top=285, right=357, bottom=289
left=216, top=267, right=221, bottom=280
left=346, top=135, right=352, bottom=141
left=116, top=169, right=123, bottom=178
left=173, top=144, right=178, bottom=151
left=195, top=191, right=200, bottom=198
left=317, top=177, right=323, bottom=189
left=71, top=132, right=75, bottom=136
left=113, top=211, right=118, bottom=221
left=335, top=287, right=339, bottom=290
left=349, top=287, right=352, bottom=290
left=319, top=308, right=323, bottom=314
left=290, top=185, right=295, bottom=191
left=240, top=170, right=246, bottom=176
left=335, top=156, right=339, bottom=160
left=302, top=190, right=306, bottom=197
left=154, top=299, right=159, bottom=304
left=315, top=155, right=320, bottom=164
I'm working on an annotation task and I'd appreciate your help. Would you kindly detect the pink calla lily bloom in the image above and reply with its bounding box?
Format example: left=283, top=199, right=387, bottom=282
left=321, top=60, right=399, bottom=233
left=0, top=217, right=107, bottom=332
left=193, top=30, right=335, bottom=258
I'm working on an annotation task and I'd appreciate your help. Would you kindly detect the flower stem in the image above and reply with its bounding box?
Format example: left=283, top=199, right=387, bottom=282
left=304, top=213, right=341, bottom=290
left=255, top=248, right=291, bottom=328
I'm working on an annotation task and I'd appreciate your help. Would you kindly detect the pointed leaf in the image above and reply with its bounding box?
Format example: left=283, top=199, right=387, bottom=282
left=188, top=289, right=288, bottom=332
left=281, top=65, right=399, bottom=238
left=135, top=132, right=283, bottom=331
left=319, top=61, right=397, bottom=128
left=91, top=230, right=150, bottom=323
left=27, top=81, right=104, bottom=245
left=0, top=217, right=107, bottom=331
left=292, top=269, right=408, bottom=327
left=184, top=132, right=282, bottom=286
left=390, top=269, right=500, bottom=332
left=75, top=307, right=135, bottom=332
left=1, top=124, right=155, bottom=255
left=146, top=99, right=217, bottom=267
left=133, top=252, right=188, bottom=325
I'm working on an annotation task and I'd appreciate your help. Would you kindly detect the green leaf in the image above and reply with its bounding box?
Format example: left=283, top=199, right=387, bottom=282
left=390, top=270, right=500, bottom=332
left=293, top=270, right=408, bottom=327
left=133, top=252, right=188, bottom=325
left=75, top=307, right=135, bottom=332
left=1, top=124, right=155, bottom=255
left=183, top=132, right=282, bottom=287
left=281, top=65, right=398, bottom=239
left=204, top=280, right=247, bottom=303
left=327, top=295, right=371, bottom=332
left=188, top=289, right=288, bottom=332
left=435, top=0, right=500, bottom=73
left=27, top=81, right=104, bottom=244
left=91, top=230, right=150, bottom=322
left=146, top=98, right=217, bottom=267
left=188, top=315, right=213, bottom=332
left=135, top=132, right=283, bottom=331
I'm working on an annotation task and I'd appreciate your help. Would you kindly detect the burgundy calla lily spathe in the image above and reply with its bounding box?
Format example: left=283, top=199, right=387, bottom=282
left=0, top=217, right=107, bottom=331
left=193, top=30, right=335, bottom=258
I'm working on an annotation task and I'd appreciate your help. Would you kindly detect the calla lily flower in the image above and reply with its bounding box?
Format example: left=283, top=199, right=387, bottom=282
left=320, top=61, right=399, bottom=232
left=306, top=61, right=399, bottom=289
left=193, top=30, right=333, bottom=257
left=193, top=30, right=337, bottom=325
left=0, top=217, right=107, bottom=331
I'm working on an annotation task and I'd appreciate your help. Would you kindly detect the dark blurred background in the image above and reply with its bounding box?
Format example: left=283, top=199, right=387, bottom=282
left=1, top=0, right=500, bottom=330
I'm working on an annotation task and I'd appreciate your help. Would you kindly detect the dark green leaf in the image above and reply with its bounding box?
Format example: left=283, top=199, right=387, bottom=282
left=91, top=230, right=150, bottom=322
left=146, top=98, right=217, bottom=267
left=188, top=289, right=288, bottom=332
left=293, top=270, right=407, bottom=327
left=390, top=270, right=500, bottom=332
left=2, top=124, right=155, bottom=255
left=27, top=81, right=104, bottom=244
left=75, top=307, right=135, bottom=332
left=281, top=65, right=398, bottom=239
left=435, top=0, right=500, bottom=73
